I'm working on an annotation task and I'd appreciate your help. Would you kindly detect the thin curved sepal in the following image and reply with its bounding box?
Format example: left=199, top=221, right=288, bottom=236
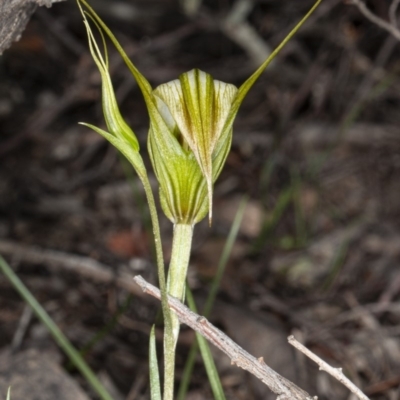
left=79, top=123, right=147, bottom=178
left=223, top=0, right=322, bottom=133
left=77, top=0, right=173, bottom=149
left=78, top=0, right=152, bottom=99
left=78, top=2, right=139, bottom=151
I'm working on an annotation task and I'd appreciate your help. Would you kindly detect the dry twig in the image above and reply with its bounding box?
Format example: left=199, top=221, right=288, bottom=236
left=288, top=336, right=370, bottom=400
left=0, top=0, right=66, bottom=54
left=133, top=275, right=316, bottom=400
left=348, top=0, right=400, bottom=41
left=0, top=240, right=143, bottom=296
left=221, top=0, right=272, bottom=67
left=11, top=305, right=33, bottom=352
left=389, top=0, right=400, bottom=27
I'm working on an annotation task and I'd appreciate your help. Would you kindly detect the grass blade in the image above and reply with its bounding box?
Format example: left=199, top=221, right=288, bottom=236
left=0, top=255, right=114, bottom=400
left=203, top=196, right=248, bottom=316
left=176, top=342, right=198, bottom=399
left=186, top=288, right=226, bottom=400
left=149, top=326, right=162, bottom=400
left=252, top=186, right=293, bottom=252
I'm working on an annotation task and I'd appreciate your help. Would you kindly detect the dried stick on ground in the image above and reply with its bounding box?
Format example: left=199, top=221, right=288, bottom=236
left=0, top=0, right=66, bottom=54
left=221, top=0, right=272, bottom=67
left=133, top=275, right=315, bottom=400
left=0, top=239, right=143, bottom=297
left=349, top=0, right=400, bottom=41
left=389, top=0, right=400, bottom=27
left=288, top=336, right=370, bottom=400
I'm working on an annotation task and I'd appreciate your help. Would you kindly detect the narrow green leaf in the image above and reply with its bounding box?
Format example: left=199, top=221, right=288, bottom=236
left=186, top=289, right=226, bottom=400
left=6, top=387, right=11, bottom=400
left=252, top=186, right=294, bottom=252
left=0, top=256, right=114, bottom=400
left=203, top=196, right=247, bottom=316
left=149, top=326, right=162, bottom=400
left=176, top=342, right=198, bottom=400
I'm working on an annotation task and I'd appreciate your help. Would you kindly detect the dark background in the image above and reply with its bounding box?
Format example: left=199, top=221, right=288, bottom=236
left=1, top=0, right=400, bottom=399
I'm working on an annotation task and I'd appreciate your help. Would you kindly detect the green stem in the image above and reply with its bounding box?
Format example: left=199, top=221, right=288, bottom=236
left=0, top=255, right=114, bottom=400
left=177, top=197, right=247, bottom=400
left=165, top=223, right=194, bottom=399
left=139, top=173, right=176, bottom=400
left=140, top=174, right=169, bottom=320
left=168, top=224, right=194, bottom=300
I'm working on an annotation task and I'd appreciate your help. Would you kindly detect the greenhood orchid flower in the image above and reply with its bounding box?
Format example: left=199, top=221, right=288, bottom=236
left=149, top=69, right=237, bottom=225
left=77, top=0, right=321, bottom=227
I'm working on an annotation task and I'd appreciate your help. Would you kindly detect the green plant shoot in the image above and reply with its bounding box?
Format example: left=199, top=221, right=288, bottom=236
left=77, top=1, right=322, bottom=398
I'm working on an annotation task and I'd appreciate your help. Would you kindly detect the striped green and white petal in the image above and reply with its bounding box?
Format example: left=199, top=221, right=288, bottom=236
left=153, top=69, right=237, bottom=222
left=148, top=123, right=208, bottom=225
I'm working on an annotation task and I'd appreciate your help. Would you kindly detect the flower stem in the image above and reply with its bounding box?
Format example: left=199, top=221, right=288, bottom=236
left=169, top=224, right=193, bottom=294
left=165, top=223, right=194, bottom=399
left=139, top=173, right=175, bottom=400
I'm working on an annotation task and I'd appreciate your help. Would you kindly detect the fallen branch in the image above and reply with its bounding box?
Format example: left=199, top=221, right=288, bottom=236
left=133, top=275, right=315, bottom=400
left=0, top=240, right=143, bottom=297
left=0, top=0, right=66, bottom=54
left=288, top=336, right=370, bottom=400
left=221, top=0, right=272, bottom=67
left=348, top=0, right=400, bottom=42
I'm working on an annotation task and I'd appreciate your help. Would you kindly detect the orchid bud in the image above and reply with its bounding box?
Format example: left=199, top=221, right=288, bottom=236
left=78, top=9, right=145, bottom=178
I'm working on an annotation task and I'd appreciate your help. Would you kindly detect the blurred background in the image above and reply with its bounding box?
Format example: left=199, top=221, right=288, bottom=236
left=1, top=0, right=400, bottom=399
